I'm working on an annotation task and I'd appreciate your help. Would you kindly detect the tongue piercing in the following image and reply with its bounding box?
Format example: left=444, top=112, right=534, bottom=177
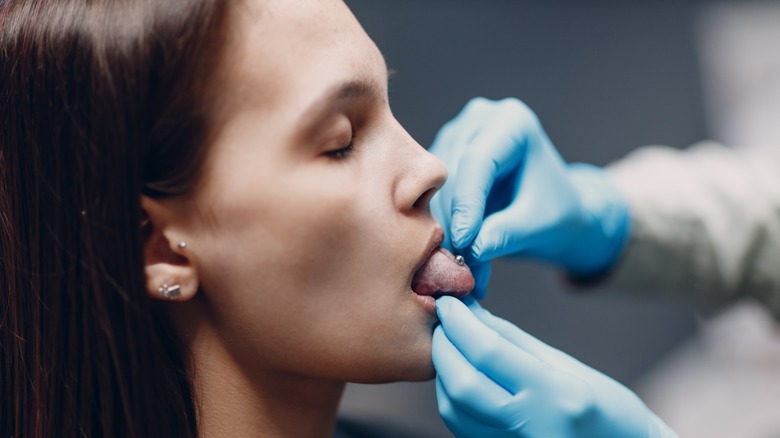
left=158, top=283, right=181, bottom=300
left=455, top=255, right=465, bottom=266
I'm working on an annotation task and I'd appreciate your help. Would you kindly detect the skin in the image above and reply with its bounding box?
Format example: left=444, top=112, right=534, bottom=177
left=142, top=0, right=449, bottom=436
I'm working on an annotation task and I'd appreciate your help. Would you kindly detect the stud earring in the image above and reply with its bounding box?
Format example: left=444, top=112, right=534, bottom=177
left=455, top=255, right=465, bottom=266
left=158, top=283, right=181, bottom=300
left=177, top=241, right=187, bottom=250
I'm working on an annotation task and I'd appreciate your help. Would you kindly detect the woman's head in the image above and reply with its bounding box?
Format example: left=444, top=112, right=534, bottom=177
left=146, top=0, right=450, bottom=387
left=2, top=0, right=458, bottom=434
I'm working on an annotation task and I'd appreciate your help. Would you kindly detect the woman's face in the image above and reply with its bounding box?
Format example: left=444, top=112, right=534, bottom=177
left=172, top=0, right=449, bottom=382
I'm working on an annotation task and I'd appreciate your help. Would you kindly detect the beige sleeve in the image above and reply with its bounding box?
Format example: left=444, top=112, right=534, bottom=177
left=597, top=142, right=780, bottom=318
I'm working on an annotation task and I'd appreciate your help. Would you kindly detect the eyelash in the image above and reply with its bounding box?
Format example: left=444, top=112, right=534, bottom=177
left=326, top=134, right=356, bottom=160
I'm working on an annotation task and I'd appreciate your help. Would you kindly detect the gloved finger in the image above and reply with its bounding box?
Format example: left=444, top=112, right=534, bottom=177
left=435, top=378, right=508, bottom=438
left=449, top=116, right=528, bottom=249
left=432, top=326, right=515, bottom=429
left=449, top=97, right=545, bottom=248
left=435, top=377, right=470, bottom=438
left=469, top=206, right=533, bottom=262
left=464, top=296, right=579, bottom=370
left=436, top=296, right=547, bottom=394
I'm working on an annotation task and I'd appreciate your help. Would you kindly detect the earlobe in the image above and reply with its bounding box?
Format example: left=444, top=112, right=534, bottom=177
left=145, top=262, right=198, bottom=301
left=142, top=196, right=199, bottom=302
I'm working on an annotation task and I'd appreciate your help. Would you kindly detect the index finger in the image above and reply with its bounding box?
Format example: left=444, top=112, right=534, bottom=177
left=450, top=99, right=538, bottom=249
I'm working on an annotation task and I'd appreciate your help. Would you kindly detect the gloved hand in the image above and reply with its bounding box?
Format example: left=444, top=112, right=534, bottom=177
left=430, top=97, right=631, bottom=297
left=432, top=296, right=678, bottom=438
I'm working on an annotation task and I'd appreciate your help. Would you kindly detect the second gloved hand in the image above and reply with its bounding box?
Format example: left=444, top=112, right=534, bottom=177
left=432, top=296, right=678, bottom=438
left=430, top=98, right=631, bottom=295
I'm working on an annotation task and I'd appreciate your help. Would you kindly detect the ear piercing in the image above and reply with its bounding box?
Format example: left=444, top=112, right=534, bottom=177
left=158, top=283, right=181, bottom=300
left=455, top=255, right=465, bottom=266
left=158, top=243, right=186, bottom=299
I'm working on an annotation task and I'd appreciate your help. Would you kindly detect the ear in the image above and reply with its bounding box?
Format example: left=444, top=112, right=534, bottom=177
left=141, top=196, right=198, bottom=301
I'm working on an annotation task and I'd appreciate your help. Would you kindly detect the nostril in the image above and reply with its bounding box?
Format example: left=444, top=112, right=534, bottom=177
left=413, top=187, right=437, bottom=210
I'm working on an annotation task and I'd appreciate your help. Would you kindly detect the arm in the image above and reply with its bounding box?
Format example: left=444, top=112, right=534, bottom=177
left=600, top=142, right=780, bottom=317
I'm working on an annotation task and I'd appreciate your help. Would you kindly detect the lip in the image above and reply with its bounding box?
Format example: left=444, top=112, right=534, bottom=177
left=409, top=226, right=444, bottom=315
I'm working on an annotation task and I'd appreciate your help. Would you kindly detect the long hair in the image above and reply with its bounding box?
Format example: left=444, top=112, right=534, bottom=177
left=0, top=0, right=230, bottom=436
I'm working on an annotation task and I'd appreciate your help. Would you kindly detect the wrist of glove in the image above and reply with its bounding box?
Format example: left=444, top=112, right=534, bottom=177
left=433, top=296, right=677, bottom=438
left=561, top=163, right=632, bottom=278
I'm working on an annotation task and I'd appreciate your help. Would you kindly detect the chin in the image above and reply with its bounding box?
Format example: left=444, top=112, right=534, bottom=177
left=375, top=354, right=436, bottom=383
left=345, top=346, right=435, bottom=384
left=404, top=363, right=436, bottom=382
left=351, top=364, right=435, bottom=384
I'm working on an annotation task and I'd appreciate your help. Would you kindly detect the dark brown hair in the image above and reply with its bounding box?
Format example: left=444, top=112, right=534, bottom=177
left=0, top=0, right=231, bottom=436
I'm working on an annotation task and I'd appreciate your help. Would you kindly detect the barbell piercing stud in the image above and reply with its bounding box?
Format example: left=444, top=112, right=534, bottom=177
left=177, top=242, right=187, bottom=250
left=158, top=283, right=182, bottom=300
left=455, top=255, right=465, bottom=266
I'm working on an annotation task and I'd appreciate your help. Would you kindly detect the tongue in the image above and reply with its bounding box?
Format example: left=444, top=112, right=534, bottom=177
left=412, top=247, right=475, bottom=298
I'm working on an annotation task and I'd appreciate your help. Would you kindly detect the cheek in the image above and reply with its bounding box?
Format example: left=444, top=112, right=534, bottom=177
left=194, top=185, right=364, bottom=302
left=190, top=185, right=434, bottom=381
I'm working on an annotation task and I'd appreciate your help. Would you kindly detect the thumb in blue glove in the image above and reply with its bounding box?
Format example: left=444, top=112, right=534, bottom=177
left=432, top=296, right=678, bottom=438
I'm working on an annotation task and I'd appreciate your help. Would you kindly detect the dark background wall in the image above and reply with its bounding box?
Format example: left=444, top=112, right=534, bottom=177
left=339, top=1, right=712, bottom=436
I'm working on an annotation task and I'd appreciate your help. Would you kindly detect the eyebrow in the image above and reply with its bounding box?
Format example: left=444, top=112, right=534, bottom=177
left=298, top=68, right=393, bottom=132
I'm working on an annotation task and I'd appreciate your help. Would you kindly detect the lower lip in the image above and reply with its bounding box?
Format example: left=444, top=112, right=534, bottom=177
left=413, top=292, right=437, bottom=316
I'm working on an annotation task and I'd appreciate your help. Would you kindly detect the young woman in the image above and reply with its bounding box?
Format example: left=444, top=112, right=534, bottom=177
left=0, top=0, right=473, bottom=436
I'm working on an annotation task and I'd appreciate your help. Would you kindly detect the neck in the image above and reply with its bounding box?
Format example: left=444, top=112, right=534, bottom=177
left=174, top=305, right=345, bottom=437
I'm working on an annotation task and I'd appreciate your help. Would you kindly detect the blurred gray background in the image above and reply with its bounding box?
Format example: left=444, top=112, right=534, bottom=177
left=338, top=1, right=736, bottom=436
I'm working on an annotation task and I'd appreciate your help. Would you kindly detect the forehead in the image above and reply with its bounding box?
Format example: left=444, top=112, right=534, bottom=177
left=224, top=0, right=387, bottom=114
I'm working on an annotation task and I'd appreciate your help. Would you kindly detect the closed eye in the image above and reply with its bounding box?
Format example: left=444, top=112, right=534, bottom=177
left=325, top=136, right=356, bottom=160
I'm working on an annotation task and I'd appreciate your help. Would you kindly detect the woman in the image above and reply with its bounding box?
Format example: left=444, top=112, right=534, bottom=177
left=0, top=0, right=473, bottom=436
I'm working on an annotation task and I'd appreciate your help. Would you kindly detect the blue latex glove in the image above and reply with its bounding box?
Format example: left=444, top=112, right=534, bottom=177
left=433, top=296, right=678, bottom=438
left=430, top=97, right=630, bottom=297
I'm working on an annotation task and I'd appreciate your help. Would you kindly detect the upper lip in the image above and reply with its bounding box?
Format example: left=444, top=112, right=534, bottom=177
left=411, top=226, right=444, bottom=283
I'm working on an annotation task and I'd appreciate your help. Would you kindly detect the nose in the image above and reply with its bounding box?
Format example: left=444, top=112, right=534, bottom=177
left=394, top=129, right=448, bottom=215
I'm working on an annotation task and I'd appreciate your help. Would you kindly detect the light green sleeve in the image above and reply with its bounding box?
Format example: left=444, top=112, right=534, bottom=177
left=599, top=142, right=780, bottom=319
